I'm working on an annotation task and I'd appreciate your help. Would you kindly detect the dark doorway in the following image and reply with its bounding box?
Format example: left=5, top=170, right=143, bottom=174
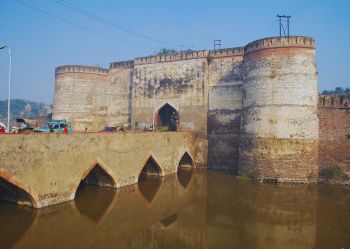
left=0, top=177, right=34, bottom=207
left=157, top=103, right=179, bottom=131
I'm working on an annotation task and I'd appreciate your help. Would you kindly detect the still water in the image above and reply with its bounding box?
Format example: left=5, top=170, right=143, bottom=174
left=1, top=169, right=350, bottom=249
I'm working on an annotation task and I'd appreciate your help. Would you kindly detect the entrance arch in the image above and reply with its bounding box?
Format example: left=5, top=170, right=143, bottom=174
left=155, top=103, right=179, bottom=131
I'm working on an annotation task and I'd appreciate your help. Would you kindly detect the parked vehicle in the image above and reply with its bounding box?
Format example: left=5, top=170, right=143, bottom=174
left=16, top=118, right=36, bottom=133
left=102, top=126, right=118, bottom=132
left=35, top=120, right=72, bottom=133
left=0, top=121, right=6, bottom=129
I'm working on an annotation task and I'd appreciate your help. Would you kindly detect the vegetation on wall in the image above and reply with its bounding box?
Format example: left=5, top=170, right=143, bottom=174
left=156, top=48, right=194, bottom=56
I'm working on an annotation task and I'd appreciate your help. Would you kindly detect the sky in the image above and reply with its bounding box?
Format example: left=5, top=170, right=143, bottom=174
left=0, top=0, right=349, bottom=104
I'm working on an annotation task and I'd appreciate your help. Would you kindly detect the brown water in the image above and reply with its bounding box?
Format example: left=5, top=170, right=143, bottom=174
left=1, top=169, right=350, bottom=249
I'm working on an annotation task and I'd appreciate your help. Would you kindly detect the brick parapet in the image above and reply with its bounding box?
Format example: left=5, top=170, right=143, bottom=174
left=319, top=94, right=350, bottom=109
left=134, top=50, right=209, bottom=65
left=55, top=65, right=109, bottom=76
left=109, top=60, right=134, bottom=69
left=209, top=47, right=244, bottom=58
left=244, top=36, right=315, bottom=55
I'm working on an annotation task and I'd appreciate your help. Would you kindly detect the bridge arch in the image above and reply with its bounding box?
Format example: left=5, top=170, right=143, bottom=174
left=73, top=159, right=117, bottom=197
left=177, top=151, right=195, bottom=170
left=176, top=152, right=195, bottom=189
left=138, top=154, right=165, bottom=180
left=0, top=169, right=39, bottom=207
left=154, top=102, right=179, bottom=131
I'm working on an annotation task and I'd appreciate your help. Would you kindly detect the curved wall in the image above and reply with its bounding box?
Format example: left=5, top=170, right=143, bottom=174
left=53, top=65, right=109, bottom=131
left=240, top=37, right=319, bottom=182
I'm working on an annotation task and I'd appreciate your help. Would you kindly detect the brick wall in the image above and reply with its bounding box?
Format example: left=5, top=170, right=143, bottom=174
left=318, top=106, right=350, bottom=181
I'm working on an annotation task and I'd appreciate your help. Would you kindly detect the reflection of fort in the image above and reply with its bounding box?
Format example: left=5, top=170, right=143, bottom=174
left=2, top=171, right=350, bottom=249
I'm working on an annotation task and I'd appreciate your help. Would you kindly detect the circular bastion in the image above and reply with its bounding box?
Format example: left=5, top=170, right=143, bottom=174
left=239, top=36, right=319, bottom=183
left=53, top=65, right=109, bottom=131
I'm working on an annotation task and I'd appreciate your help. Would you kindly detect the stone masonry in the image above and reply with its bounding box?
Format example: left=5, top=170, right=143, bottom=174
left=53, top=36, right=344, bottom=182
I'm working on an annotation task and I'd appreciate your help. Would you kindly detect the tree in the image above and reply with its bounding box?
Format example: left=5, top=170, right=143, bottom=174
left=157, top=48, right=178, bottom=56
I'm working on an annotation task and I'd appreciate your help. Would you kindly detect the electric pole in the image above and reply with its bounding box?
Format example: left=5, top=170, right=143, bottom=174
left=214, top=40, right=221, bottom=51
left=277, top=15, right=291, bottom=37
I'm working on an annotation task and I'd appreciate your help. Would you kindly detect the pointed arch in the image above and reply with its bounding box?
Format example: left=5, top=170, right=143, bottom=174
left=177, top=152, right=195, bottom=189
left=73, top=159, right=117, bottom=198
left=138, top=154, right=165, bottom=180
left=0, top=169, right=39, bottom=208
left=177, top=151, right=195, bottom=170
left=154, top=102, right=179, bottom=131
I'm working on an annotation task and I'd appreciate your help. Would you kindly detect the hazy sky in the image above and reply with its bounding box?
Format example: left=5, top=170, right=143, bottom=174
left=0, top=0, right=349, bottom=103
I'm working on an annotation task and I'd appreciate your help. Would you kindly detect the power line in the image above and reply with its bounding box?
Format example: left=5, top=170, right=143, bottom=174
left=283, top=0, right=328, bottom=15
left=13, top=0, right=157, bottom=50
left=52, top=0, right=196, bottom=49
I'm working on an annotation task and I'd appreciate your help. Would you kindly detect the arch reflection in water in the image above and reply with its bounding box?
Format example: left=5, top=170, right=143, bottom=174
left=74, top=185, right=116, bottom=224
left=160, top=214, right=178, bottom=228
left=0, top=202, right=37, bottom=249
left=138, top=176, right=163, bottom=204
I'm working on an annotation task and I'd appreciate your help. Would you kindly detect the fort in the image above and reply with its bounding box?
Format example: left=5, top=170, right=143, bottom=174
left=54, top=36, right=323, bottom=175
left=0, top=36, right=349, bottom=208
left=52, top=35, right=349, bottom=182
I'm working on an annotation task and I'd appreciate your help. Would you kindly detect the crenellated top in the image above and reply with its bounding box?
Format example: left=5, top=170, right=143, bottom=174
left=110, top=60, right=134, bottom=69
left=319, top=94, right=350, bottom=109
left=244, top=36, right=315, bottom=55
left=55, top=65, right=109, bottom=76
left=134, top=50, right=209, bottom=65
left=209, top=47, right=244, bottom=58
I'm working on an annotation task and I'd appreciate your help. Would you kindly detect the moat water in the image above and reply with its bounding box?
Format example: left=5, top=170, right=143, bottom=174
left=1, top=169, right=350, bottom=249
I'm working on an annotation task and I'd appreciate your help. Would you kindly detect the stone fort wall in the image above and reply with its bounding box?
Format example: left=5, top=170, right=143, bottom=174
left=53, top=36, right=335, bottom=182
left=318, top=94, right=350, bottom=182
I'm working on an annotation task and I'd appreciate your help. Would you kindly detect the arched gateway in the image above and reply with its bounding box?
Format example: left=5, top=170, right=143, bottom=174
left=155, top=103, right=179, bottom=131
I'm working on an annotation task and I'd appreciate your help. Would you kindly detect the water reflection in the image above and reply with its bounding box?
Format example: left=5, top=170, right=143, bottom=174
left=0, top=203, right=36, bottom=249
left=177, top=167, right=194, bottom=189
left=74, top=184, right=116, bottom=224
left=138, top=175, right=163, bottom=203
left=0, top=170, right=350, bottom=249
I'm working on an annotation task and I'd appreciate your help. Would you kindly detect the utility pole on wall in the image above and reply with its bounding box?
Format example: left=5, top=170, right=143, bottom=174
left=277, top=15, right=291, bottom=37
left=214, top=40, right=221, bottom=51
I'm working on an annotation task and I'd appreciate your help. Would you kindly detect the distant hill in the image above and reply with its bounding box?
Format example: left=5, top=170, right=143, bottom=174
left=0, top=99, right=52, bottom=121
left=321, top=87, right=350, bottom=95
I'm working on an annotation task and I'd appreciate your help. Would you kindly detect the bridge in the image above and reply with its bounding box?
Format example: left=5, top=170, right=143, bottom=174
left=0, top=131, right=196, bottom=208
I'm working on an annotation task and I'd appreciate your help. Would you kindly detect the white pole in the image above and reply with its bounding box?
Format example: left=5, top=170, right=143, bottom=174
left=7, top=47, right=11, bottom=133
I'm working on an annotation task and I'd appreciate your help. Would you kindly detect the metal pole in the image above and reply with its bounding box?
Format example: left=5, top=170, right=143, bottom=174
left=7, top=47, right=12, bottom=133
left=0, top=45, right=11, bottom=132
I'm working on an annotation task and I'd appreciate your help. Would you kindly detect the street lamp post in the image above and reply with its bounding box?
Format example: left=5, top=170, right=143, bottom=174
left=0, top=45, right=12, bottom=132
